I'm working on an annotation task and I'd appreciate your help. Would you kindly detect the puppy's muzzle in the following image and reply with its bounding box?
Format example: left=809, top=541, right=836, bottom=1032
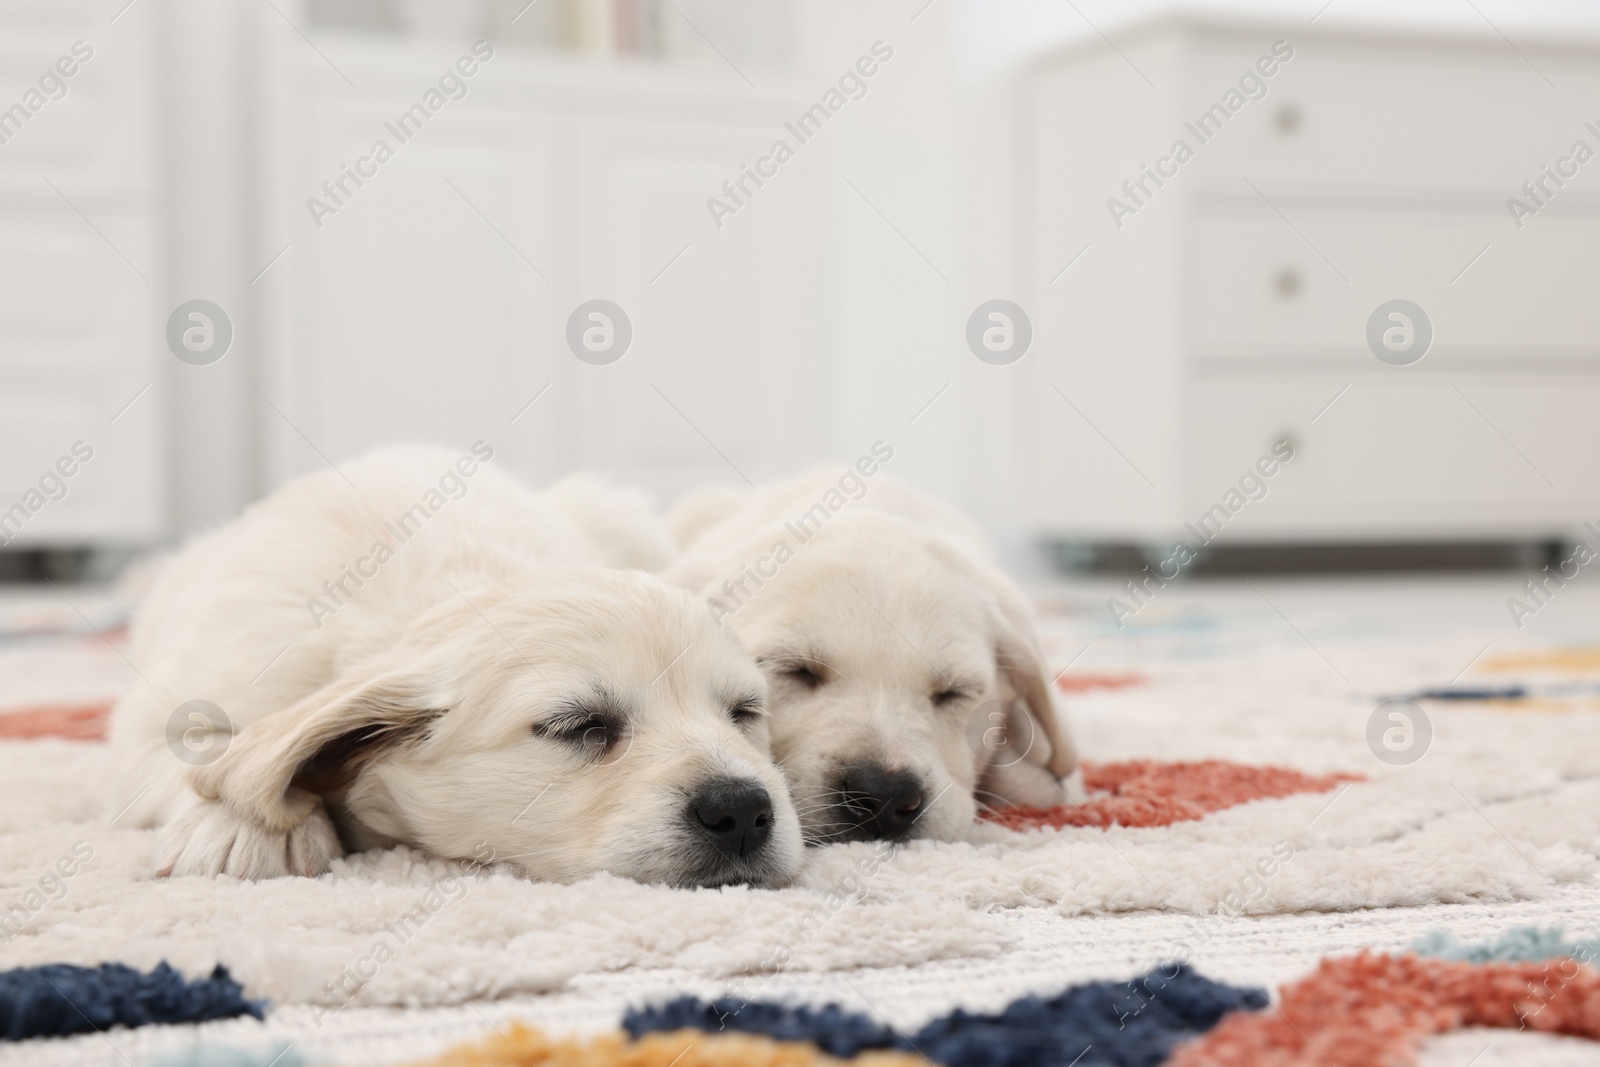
left=835, top=764, right=923, bottom=840
left=688, top=777, right=774, bottom=858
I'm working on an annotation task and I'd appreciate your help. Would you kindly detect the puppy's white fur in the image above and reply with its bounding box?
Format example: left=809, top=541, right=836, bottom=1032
left=108, top=447, right=801, bottom=887
left=664, top=471, right=1081, bottom=844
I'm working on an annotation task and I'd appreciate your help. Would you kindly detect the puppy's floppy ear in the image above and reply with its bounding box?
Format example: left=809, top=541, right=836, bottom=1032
left=188, top=662, right=446, bottom=832
left=995, top=624, right=1078, bottom=779
left=984, top=576, right=1079, bottom=796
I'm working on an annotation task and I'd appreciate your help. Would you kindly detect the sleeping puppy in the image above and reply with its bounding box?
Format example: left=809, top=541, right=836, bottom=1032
left=663, top=467, right=1081, bottom=845
left=107, top=445, right=802, bottom=888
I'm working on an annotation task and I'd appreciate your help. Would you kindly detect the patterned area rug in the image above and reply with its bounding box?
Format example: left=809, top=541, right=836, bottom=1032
left=2, top=577, right=1599, bottom=1066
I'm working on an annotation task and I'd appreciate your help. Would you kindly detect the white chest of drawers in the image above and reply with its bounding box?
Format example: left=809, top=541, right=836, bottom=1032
left=1022, top=18, right=1600, bottom=548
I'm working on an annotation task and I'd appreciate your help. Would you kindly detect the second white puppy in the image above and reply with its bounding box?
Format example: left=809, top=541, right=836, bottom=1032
left=107, top=445, right=802, bottom=888
left=665, top=465, right=1080, bottom=846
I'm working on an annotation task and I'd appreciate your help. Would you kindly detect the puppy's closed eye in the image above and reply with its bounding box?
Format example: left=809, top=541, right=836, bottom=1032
left=728, top=697, right=764, bottom=726
left=757, top=649, right=833, bottom=692
left=782, top=666, right=825, bottom=690
left=534, top=704, right=625, bottom=760
left=930, top=676, right=985, bottom=708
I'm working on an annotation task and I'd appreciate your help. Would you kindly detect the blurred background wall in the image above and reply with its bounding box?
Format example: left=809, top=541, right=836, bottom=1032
left=4, top=0, right=1600, bottom=576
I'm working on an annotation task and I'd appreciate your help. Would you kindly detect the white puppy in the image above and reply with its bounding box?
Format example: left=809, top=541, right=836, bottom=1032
left=107, top=445, right=802, bottom=888
left=664, top=465, right=1080, bottom=845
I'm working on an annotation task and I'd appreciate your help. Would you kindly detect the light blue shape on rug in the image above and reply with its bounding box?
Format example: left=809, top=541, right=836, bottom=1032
left=1414, top=926, right=1600, bottom=963
left=145, top=1045, right=303, bottom=1067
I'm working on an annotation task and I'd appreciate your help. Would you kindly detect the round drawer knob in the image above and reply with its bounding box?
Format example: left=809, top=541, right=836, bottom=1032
left=1275, top=104, right=1303, bottom=135
left=1273, top=267, right=1303, bottom=299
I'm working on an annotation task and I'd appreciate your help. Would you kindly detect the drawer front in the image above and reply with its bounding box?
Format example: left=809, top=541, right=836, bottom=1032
left=0, top=1, right=95, bottom=26
left=0, top=386, right=164, bottom=546
left=1180, top=33, right=1600, bottom=194
left=1183, top=380, right=1600, bottom=538
left=0, top=9, right=156, bottom=194
left=0, top=209, right=154, bottom=368
left=1187, top=211, right=1600, bottom=361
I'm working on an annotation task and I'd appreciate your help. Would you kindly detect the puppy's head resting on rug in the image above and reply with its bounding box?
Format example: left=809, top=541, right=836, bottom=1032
left=664, top=475, right=1080, bottom=846
left=115, top=448, right=803, bottom=887
left=177, top=568, right=802, bottom=888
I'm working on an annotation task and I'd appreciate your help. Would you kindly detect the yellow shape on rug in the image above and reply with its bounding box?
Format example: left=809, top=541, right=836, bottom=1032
left=1482, top=647, right=1600, bottom=673
left=406, top=1022, right=923, bottom=1067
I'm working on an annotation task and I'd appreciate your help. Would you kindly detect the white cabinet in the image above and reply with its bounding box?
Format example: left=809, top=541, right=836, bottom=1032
left=0, top=1, right=165, bottom=547
left=258, top=39, right=830, bottom=500
left=1023, top=19, right=1600, bottom=546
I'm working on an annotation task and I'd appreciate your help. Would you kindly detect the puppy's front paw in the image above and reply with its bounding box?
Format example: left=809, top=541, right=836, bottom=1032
left=157, top=789, right=342, bottom=879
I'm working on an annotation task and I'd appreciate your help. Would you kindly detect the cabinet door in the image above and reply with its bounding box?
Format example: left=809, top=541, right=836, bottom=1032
left=261, top=48, right=828, bottom=500
left=0, top=3, right=164, bottom=546
left=566, top=108, right=827, bottom=496
left=262, top=74, right=567, bottom=488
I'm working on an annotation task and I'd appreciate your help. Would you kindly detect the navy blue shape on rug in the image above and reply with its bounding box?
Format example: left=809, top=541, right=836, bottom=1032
left=628, top=997, right=897, bottom=1059
left=0, top=962, right=263, bottom=1041
left=623, top=964, right=1267, bottom=1066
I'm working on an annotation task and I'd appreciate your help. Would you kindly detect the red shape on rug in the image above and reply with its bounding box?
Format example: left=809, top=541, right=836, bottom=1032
left=0, top=702, right=112, bottom=741
left=1171, top=951, right=1600, bottom=1066
left=1054, top=671, right=1145, bottom=693
left=982, top=759, right=1363, bottom=831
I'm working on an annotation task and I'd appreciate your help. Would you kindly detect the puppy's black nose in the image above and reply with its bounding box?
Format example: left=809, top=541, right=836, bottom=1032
left=689, top=778, right=773, bottom=858
left=837, top=765, right=924, bottom=839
